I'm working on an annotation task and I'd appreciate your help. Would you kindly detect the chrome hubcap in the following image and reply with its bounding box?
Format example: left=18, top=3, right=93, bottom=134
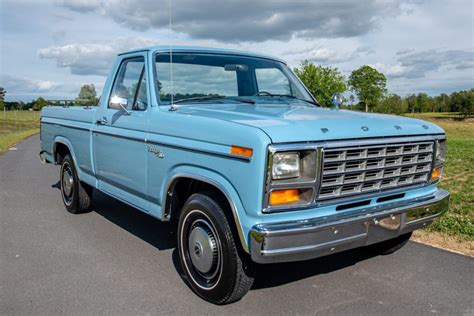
left=188, top=224, right=218, bottom=274
left=62, top=166, right=74, bottom=197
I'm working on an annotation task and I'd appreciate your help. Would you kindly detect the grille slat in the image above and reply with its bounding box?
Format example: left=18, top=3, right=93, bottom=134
left=319, top=141, right=434, bottom=199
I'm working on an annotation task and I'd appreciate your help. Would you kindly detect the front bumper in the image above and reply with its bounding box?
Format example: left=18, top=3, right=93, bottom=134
left=250, top=189, right=449, bottom=264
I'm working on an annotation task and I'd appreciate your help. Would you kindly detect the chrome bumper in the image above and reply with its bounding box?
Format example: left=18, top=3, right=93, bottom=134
left=250, top=189, right=449, bottom=264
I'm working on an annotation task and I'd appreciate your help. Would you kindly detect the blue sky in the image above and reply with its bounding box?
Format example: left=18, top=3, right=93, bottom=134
left=1, top=0, right=473, bottom=102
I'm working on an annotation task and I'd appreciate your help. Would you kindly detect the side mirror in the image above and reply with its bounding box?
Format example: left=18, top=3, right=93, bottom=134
left=331, top=93, right=344, bottom=109
left=109, top=96, right=131, bottom=115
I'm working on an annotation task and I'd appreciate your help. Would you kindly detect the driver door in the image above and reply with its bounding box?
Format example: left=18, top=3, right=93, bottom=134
left=93, top=55, right=150, bottom=211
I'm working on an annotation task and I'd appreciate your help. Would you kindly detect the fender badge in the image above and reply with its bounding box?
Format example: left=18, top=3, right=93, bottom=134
left=148, top=146, right=165, bottom=158
left=394, top=125, right=402, bottom=130
left=361, top=126, right=369, bottom=132
left=321, top=128, right=329, bottom=133
left=422, top=125, right=429, bottom=129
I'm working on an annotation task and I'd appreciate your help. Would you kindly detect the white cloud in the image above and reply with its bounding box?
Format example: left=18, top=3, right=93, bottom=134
left=373, top=49, right=474, bottom=79
left=371, top=63, right=407, bottom=78
left=1, top=74, right=63, bottom=93
left=56, top=0, right=100, bottom=12
left=38, top=37, right=162, bottom=75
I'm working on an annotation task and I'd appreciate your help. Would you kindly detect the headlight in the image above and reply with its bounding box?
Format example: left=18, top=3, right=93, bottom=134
left=272, top=152, right=300, bottom=180
left=435, top=139, right=446, bottom=166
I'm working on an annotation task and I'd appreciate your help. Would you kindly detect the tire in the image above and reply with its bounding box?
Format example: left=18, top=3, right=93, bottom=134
left=177, top=193, right=255, bottom=305
left=60, top=154, right=93, bottom=214
left=366, top=232, right=412, bottom=255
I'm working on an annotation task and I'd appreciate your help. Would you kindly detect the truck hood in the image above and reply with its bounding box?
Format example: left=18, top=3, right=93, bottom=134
left=176, top=103, right=445, bottom=143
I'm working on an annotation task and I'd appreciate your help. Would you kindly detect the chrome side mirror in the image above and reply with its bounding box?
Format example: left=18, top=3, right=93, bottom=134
left=331, top=93, right=344, bottom=109
left=109, top=96, right=131, bottom=115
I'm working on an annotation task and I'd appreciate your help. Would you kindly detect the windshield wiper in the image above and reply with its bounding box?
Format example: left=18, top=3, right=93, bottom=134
left=172, top=95, right=255, bottom=105
left=172, top=95, right=226, bottom=104
left=230, top=98, right=255, bottom=104
left=254, top=92, right=318, bottom=106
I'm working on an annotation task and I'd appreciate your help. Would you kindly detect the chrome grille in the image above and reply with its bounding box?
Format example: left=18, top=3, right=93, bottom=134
left=318, top=142, right=434, bottom=200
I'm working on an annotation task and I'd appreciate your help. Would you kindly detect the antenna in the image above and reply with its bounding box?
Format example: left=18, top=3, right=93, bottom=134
left=168, top=0, right=176, bottom=111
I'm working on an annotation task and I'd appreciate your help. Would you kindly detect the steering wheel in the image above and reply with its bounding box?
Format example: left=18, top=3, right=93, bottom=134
left=253, top=91, right=272, bottom=96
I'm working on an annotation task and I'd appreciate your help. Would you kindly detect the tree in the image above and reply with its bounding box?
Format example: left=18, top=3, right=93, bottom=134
left=374, top=94, right=407, bottom=114
left=77, top=84, right=98, bottom=105
left=348, top=65, right=387, bottom=112
left=0, top=87, right=5, bottom=110
left=32, top=97, right=48, bottom=111
left=415, top=93, right=431, bottom=113
left=294, top=60, right=346, bottom=107
left=451, top=89, right=474, bottom=118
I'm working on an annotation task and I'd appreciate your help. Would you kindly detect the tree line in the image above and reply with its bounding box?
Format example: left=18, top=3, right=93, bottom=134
left=294, top=60, right=473, bottom=117
left=1, top=64, right=473, bottom=117
left=0, top=84, right=99, bottom=111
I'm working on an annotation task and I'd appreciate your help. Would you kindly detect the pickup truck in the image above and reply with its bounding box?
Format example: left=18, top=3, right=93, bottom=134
left=39, top=46, right=450, bottom=304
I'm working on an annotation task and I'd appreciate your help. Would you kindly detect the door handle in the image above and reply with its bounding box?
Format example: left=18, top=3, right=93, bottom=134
left=96, top=117, right=108, bottom=125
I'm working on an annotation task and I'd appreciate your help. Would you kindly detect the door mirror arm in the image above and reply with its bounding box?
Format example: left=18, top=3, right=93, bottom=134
left=109, top=96, right=132, bottom=116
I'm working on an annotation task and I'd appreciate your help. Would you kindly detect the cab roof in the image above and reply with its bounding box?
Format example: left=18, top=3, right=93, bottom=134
left=118, top=45, right=286, bottom=64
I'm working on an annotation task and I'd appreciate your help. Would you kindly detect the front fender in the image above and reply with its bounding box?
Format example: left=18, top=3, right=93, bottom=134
left=162, top=165, right=260, bottom=253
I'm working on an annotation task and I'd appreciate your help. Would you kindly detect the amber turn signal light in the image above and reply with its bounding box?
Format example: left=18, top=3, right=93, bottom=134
left=270, top=189, right=300, bottom=206
left=230, top=145, right=253, bottom=157
left=431, top=167, right=442, bottom=181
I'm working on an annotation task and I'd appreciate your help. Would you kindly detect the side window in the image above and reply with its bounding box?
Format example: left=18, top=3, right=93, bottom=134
left=255, top=68, right=291, bottom=95
left=109, top=57, right=147, bottom=110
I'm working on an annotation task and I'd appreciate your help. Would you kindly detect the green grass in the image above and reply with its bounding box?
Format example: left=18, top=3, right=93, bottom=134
left=0, top=110, right=40, bottom=153
left=410, top=113, right=474, bottom=241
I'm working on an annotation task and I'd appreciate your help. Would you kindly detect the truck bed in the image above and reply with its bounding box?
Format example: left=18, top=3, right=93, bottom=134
left=40, top=106, right=97, bottom=175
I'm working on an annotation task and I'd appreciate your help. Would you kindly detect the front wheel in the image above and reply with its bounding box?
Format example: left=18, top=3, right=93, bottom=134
left=177, top=193, right=255, bottom=305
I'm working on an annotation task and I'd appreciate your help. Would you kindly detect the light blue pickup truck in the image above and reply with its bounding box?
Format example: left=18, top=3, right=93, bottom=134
left=40, top=46, right=450, bottom=304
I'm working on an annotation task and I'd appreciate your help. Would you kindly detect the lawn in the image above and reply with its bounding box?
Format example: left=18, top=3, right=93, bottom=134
left=0, top=110, right=40, bottom=153
left=408, top=113, right=474, bottom=241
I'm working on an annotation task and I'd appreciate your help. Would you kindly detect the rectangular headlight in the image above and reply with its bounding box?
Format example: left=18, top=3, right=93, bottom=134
left=272, top=152, right=300, bottom=180
left=435, top=139, right=446, bottom=166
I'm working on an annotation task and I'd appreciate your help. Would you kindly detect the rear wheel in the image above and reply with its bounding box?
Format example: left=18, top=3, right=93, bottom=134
left=366, top=232, right=412, bottom=255
left=177, top=193, right=255, bottom=304
left=60, top=154, right=93, bottom=214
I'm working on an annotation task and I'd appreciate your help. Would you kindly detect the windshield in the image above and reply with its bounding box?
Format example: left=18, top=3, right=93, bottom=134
left=155, top=52, right=315, bottom=105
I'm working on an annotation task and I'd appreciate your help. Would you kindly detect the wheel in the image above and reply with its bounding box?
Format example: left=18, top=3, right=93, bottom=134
left=60, top=154, right=93, bottom=214
left=177, top=193, right=255, bottom=304
left=366, top=232, right=412, bottom=255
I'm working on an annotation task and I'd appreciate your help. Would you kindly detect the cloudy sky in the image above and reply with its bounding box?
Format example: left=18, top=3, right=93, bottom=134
left=1, top=0, right=473, bottom=101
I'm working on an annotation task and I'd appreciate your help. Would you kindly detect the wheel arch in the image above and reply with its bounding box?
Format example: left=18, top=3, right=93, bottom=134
left=52, top=136, right=76, bottom=165
left=163, top=169, right=250, bottom=253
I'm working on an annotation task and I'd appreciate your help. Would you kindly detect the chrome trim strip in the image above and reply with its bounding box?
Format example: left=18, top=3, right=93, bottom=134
left=44, top=121, right=250, bottom=161
left=251, top=189, right=449, bottom=263
left=260, top=233, right=367, bottom=256
left=41, top=121, right=90, bottom=132
left=95, top=130, right=251, bottom=161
